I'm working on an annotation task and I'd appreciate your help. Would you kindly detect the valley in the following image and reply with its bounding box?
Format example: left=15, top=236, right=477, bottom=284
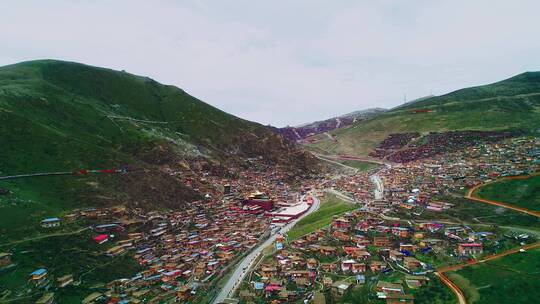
left=3, top=1, right=540, bottom=303
left=0, top=61, right=538, bottom=304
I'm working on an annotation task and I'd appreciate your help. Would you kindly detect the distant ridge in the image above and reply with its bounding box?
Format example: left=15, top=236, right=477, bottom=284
left=392, top=95, right=435, bottom=110
left=274, top=108, right=386, bottom=141
left=397, top=71, right=540, bottom=110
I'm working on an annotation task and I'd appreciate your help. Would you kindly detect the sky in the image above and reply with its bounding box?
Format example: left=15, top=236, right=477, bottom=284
left=1, top=0, right=540, bottom=127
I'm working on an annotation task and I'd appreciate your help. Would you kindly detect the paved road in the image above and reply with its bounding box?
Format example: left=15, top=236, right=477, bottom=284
left=325, top=166, right=385, bottom=205
left=313, top=153, right=391, bottom=166
left=319, top=154, right=386, bottom=202
left=213, top=196, right=321, bottom=304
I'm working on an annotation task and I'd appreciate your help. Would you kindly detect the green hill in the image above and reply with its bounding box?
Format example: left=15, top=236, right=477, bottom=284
left=0, top=60, right=310, bottom=171
left=307, top=72, right=540, bottom=156
left=0, top=60, right=315, bottom=239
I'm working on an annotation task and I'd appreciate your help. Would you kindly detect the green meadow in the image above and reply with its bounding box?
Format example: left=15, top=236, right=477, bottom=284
left=287, top=194, right=356, bottom=240
left=476, top=174, right=540, bottom=212
left=447, top=248, right=540, bottom=304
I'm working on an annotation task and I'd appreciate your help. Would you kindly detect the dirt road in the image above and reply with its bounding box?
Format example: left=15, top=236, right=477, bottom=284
left=436, top=272, right=467, bottom=304
left=437, top=241, right=540, bottom=273
left=465, top=173, right=540, bottom=218
left=0, top=227, right=90, bottom=247
left=436, top=173, right=540, bottom=304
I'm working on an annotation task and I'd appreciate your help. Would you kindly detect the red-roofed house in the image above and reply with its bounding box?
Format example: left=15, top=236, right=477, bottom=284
left=457, top=243, right=483, bottom=256
left=94, top=234, right=108, bottom=244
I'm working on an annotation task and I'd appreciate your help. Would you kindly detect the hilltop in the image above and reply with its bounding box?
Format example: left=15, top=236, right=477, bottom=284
left=306, top=72, right=540, bottom=156
left=0, top=60, right=318, bottom=222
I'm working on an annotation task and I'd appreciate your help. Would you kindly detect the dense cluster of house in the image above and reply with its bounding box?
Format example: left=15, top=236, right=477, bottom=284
left=238, top=136, right=538, bottom=303
left=111, top=199, right=270, bottom=302
left=13, top=158, right=320, bottom=304
left=369, top=132, right=420, bottom=159
left=332, top=171, right=375, bottom=202
left=240, top=205, right=508, bottom=303
left=333, top=137, right=539, bottom=218
left=239, top=210, right=482, bottom=303
left=97, top=211, right=272, bottom=299
left=370, top=130, right=522, bottom=163
left=4, top=135, right=537, bottom=303
left=379, top=137, right=539, bottom=211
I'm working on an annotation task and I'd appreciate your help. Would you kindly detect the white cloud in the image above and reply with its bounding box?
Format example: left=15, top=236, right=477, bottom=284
left=1, top=0, right=539, bottom=126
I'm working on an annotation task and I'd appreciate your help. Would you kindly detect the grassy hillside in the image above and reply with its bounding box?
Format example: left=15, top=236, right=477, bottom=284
left=287, top=194, right=356, bottom=240
left=335, top=159, right=379, bottom=171
left=447, top=247, right=540, bottom=304
left=306, top=72, right=540, bottom=156
left=0, top=60, right=301, bottom=172
left=476, top=174, right=540, bottom=212
left=0, top=59, right=316, bottom=240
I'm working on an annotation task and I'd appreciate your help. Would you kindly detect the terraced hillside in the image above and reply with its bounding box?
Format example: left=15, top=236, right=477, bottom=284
left=306, top=72, right=540, bottom=156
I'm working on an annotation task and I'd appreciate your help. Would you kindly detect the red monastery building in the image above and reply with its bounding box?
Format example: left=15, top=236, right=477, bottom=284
left=243, top=191, right=274, bottom=211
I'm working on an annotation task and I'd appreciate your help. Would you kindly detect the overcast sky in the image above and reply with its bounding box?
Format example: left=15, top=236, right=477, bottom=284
left=1, top=1, right=540, bottom=127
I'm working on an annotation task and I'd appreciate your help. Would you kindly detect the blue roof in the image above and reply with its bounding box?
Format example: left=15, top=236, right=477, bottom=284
left=30, top=268, right=47, bottom=276
left=144, top=275, right=161, bottom=281
left=42, top=217, right=60, bottom=222
left=95, top=224, right=119, bottom=228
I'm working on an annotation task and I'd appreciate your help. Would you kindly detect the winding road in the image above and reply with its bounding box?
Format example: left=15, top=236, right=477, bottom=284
left=314, top=153, right=387, bottom=203
left=465, top=174, right=540, bottom=218
left=436, top=272, right=467, bottom=304
left=213, top=196, right=321, bottom=304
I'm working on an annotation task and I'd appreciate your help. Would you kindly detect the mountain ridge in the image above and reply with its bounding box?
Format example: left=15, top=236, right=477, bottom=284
left=396, top=71, right=540, bottom=110
left=274, top=107, right=386, bottom=141
left=305, top=71, right=540, bottom=156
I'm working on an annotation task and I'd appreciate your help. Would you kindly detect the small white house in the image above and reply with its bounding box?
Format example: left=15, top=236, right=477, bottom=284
left=41, top=217, right=61, bottom=228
